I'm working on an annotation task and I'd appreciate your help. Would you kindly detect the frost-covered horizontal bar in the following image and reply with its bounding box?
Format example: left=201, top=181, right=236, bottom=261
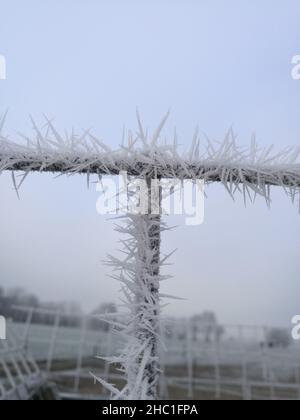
left=0, top=112, right=300, bottom=202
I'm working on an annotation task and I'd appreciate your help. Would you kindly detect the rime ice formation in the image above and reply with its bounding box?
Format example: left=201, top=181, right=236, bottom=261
left=101, top=213, right=169, bottom=399
left=0, top=111, right=299, bottom=207
left=1, top=111, right=300, bottom=399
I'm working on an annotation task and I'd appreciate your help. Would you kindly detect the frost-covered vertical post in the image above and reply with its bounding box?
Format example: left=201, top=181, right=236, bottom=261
left=104, top=176, right=164, bottom=399
left=133, top=177, right=162, bottom=399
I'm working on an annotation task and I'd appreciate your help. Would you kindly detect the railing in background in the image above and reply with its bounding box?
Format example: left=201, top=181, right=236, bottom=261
left=0, top=319, right=44, bottom=400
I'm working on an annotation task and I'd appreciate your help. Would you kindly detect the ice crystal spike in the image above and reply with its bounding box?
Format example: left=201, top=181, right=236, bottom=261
left=0, top=113, right=299, bottom=208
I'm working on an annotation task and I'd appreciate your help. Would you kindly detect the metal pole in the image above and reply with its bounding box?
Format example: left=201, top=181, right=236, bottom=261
left=133, top=177, right=162, bottom=399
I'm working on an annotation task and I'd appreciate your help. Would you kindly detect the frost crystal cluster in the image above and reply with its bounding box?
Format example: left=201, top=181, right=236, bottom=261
left=1, top=111, right=300, bottom=399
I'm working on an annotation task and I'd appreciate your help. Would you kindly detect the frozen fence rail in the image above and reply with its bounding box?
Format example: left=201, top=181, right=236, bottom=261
left=1, top=112, right=300, bottom=398
left=1, top=113, right=300, bottom=196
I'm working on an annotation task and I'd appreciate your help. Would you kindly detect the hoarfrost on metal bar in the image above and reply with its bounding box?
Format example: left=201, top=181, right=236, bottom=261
left=0, top=111, right=300, bottom=208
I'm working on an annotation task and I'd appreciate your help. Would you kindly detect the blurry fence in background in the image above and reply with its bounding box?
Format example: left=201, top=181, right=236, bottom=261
left=1, top=305, right=300, bottom=400
left=0, top=318, right=46, bottom=400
